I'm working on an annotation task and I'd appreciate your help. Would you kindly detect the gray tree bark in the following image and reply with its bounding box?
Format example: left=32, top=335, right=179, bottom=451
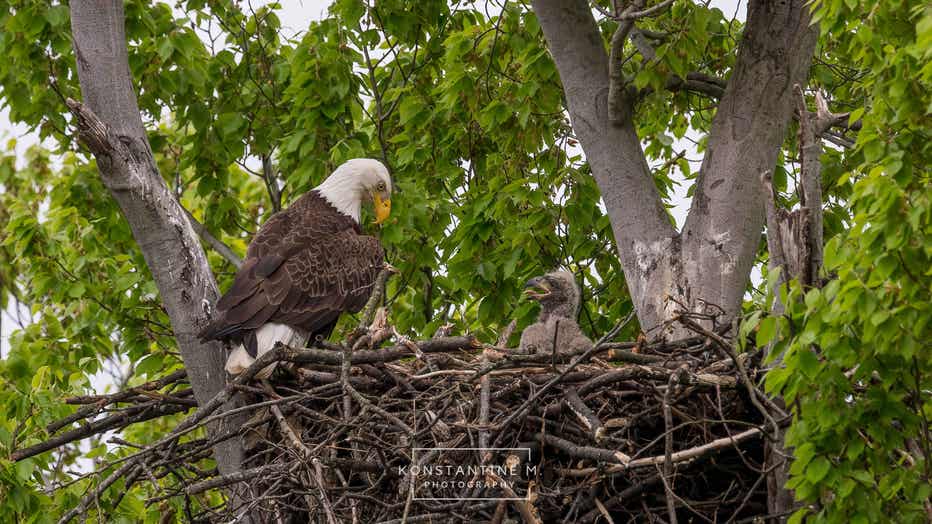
left=69, top=0, right=246, bottom=477
left=679, top=0, right=818, bottom=327
left=532, top=0, right=817, bottom=335
left=530, top=0, right=677, bottom=333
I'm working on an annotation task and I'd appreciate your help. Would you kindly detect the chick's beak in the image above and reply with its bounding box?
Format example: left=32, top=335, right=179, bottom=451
left=523, top=277, right=550, bottom=300
left=373, top=193, right=391, bottom=225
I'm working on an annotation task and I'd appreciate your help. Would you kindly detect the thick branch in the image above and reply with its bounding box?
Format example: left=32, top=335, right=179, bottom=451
left=532, top=0, right=676, bottom=331
left=663, top=72, right=726, bottom=99
left=563, top=427, right=763, bottom=477
left=292, top=336, right=479, bottom=366
left=608, top=0, right=644, bottom=125
left=186, top=464, right=282, bottom=495
left=12, top=403, right=189, bottom=462
left=680, top=0, right=819, bottom=323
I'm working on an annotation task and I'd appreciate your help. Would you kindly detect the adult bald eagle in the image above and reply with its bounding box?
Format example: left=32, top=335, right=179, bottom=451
left=198, top=158, right=393, bottom=377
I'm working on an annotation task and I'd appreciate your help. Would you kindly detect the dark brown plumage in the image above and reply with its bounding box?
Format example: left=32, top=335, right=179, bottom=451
left=198, top=190, right=385, bottom=358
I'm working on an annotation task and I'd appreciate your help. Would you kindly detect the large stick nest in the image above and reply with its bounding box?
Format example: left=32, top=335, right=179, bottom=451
left=33, top=314, right=779, bottom=524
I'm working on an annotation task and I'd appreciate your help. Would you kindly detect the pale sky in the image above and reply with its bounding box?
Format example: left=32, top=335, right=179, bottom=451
left=0, top=0, right=746, bottom=359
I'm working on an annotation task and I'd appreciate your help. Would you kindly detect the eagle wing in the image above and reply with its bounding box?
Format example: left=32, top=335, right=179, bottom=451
left=199, top=192, right=385, bottom=344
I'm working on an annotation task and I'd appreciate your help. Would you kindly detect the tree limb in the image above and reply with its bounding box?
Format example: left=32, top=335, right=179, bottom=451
left=680, top=0, right=819, bottom=324
left=608, top=0, right=644, bottom=125
left=532, top=0, right=676, bottom=331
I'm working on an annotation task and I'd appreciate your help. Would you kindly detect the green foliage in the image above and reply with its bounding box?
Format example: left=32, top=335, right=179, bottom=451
left=0, top=0, right=925, bottom=520
left=759, top=1, right=932, bottom=521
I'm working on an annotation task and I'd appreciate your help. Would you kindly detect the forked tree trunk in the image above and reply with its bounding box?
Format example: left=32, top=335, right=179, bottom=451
left=531, top=0, right=818, bottom=519
left=532, top=0, right=817, bottom=337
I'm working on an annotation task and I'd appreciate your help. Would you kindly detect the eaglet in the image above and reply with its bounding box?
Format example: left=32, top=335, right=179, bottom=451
left=518, top=270, right=593, bottom=355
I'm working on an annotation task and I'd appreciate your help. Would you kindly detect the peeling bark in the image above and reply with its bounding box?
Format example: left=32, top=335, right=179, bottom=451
left=69, top=0, right=246, bottom=478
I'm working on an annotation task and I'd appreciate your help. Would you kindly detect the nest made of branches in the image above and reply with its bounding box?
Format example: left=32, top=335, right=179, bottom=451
left=29, top=310, right=785, bottom=524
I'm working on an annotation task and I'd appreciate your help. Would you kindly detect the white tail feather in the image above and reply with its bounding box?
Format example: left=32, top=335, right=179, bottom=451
left=224, top=323, right=309, bottom=379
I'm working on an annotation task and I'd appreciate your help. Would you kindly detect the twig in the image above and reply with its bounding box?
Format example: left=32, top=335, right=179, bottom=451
left=678, top=316, right=785, bottom=438
left=662, top=372, right=680, bottom=524
left=619, top=427, right=762, bottom=472
left=580, top=475, right=662, bottom=523
left=13, top=403, right=189, bottom=462
left=185, top=464, right=282, bottom=495
left=563, top=388, right=605, bottom=443
left=58, top=461, right=138, bottom=524
left=534, top=432, right=630, bottom=465
left=491, top=322, right=625, bottom=445
left=615, top=0, right=676, bottom=20
left=485, top=470, right=541, bottom=524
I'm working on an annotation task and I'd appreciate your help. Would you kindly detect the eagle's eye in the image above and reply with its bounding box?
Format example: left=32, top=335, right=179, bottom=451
left=376, top=181, right=386, bottom=191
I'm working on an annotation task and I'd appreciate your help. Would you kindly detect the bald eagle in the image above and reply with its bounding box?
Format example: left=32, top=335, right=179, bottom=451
left=198, top=158, right=393, bottom=377
left=519, top=270, right=593, bottom=355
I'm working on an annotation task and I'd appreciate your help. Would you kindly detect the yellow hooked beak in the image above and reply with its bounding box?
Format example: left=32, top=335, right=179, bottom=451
left=373, top=193, right=392, bottom=225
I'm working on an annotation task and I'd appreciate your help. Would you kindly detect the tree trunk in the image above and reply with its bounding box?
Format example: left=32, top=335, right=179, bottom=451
left=69, top=0, right=246, bottom=477
left=679, top=0, right=818, bottom=327
left=531, top=0, right=677, bottom=333
left=531, top=0, right=817, bottom=335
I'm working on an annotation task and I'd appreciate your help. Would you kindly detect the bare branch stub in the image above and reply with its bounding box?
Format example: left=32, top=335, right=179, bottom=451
left=65, top=97, right=114, bottom=156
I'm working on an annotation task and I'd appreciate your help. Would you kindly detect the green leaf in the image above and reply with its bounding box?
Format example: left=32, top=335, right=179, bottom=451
left=157, top=38, right=174, bottom=61
left=787, top=509, right=809, bottom=524
left=216, top=113, right=246, bottom=138
left=756, top=316, right=776, bottom=348
left=44, top=5, right=69, bottom=27
left=806, top=456, right=831, bottom=483
left=863, top=140, right=885, bottom=162
left=797, top=348, right=820, bottom=378
left=848, top=107, right=865, bottom=125
left=68, top=282, right=86, bottom=298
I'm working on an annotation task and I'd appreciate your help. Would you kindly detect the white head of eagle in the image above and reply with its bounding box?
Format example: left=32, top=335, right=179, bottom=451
left=198, top=158, right=393, bottom=378
left=316, top=158, right=393, bottom=224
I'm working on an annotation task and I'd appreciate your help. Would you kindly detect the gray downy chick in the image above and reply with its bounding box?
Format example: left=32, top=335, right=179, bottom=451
left=518, top=271, right=593, bottom=355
